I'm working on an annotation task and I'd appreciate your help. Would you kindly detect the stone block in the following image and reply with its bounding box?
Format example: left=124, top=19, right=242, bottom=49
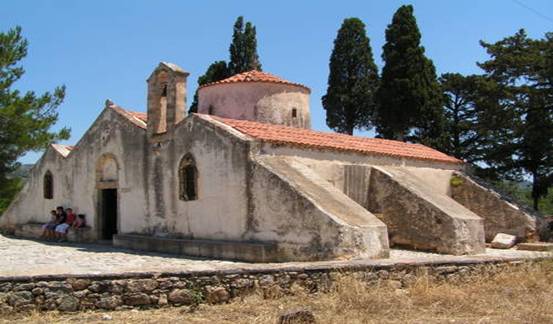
left=277, top=308, right=316, bottom=324
left=517, top=242, right=553, bottom=251
left=7, top=291, right=33, bottom=307
left=206, top=287, right=229, bottom=304
left=123, top=293, right=151, bottom=306
left=127, top=279, right=158, bottom=293
left=168, top=289, right=194, bottom=305
left=491, top=233, right=517, bottom=249
left=69, top=279, right=91, bottom=291
left=95, top=296, right=122, bottom=310
left=57, top=295, right=79, bottom=312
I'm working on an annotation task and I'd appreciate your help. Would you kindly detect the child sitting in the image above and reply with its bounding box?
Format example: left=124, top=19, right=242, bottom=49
left=55, top=207, right=76, bottom=242
left=72, top=214, right=86, bottom=229
left=41, top=210, right=58, bottom=239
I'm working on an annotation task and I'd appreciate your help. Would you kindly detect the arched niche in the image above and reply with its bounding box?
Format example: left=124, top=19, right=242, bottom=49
left=43, top=170, right=54, bottom=199
left=96, top=153, right=119, bottom=189
left=178, top=153, right=198, bottom=201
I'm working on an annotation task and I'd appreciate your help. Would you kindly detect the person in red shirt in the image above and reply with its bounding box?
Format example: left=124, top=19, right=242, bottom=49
left=55, top=207, right=76, bottom=241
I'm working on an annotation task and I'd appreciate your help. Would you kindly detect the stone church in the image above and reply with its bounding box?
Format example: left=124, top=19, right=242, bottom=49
left=0, top=62, right=541, bottom=262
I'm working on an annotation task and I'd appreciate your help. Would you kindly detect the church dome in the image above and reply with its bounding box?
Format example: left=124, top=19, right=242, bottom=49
left=199, top=70, right=311, bottom=92
left=197, top=70, right=311, bottom=129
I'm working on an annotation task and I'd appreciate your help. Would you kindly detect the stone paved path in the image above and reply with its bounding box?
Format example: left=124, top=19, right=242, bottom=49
left=0, top=234, right=548, bottom=277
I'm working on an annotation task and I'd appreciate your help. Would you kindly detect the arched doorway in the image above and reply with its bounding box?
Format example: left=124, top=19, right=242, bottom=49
left=96, top=154, right=119, bottom=240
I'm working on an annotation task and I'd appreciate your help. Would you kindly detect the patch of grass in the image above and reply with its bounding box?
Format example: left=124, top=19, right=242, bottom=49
left=3, top=260, right=553, bottom=323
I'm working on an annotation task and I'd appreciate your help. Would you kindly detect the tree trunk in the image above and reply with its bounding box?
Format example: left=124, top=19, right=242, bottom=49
left=532, top=172, right=540, bottom=211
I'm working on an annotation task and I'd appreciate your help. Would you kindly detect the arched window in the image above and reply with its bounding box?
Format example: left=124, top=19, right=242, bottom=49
left=43, top=171, right=53, bottom=199
left=178, top=154, right=198, bottom=201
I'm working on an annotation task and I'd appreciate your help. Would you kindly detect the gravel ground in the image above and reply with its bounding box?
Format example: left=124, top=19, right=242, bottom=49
left=0, top=234, right=548, bottom=277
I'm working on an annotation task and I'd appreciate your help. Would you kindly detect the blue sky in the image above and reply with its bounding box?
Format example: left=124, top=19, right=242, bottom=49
left=2, top=0, right=552, bottom=164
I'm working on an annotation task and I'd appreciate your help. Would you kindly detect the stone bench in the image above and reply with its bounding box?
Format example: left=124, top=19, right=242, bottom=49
left=114, top=233, right=280, bottom=262
left=14, top=222, right=95, bottom=243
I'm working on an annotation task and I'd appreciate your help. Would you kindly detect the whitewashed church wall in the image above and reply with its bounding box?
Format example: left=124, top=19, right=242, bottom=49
left=141, top=116, right=250, bottom=240
left=0, top=108, right=149, bottom=239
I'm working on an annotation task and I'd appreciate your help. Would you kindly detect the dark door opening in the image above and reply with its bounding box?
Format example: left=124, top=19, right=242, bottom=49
left=100, top=188, right=118, bottom=240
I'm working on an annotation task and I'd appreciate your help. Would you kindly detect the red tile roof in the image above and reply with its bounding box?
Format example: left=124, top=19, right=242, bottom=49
left=51, top=144, right=75, bottom=158
left=129, top=111, right=147, bottom=123
left=210, top=116, right=462, bottom=164
left=108, top=105, right=461, bottom=164
left=199, top=70, right=311, bottom=93
left=110, top=105, right=148, bottom=129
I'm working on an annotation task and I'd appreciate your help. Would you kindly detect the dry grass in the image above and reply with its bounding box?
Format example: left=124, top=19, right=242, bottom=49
left=3, top=261, right=553, bottom=324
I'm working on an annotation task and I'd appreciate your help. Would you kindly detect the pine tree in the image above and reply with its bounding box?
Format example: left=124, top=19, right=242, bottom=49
left=375, top=5, right=444, bottom=144
left=477, top=29, right=553, bottom=210
left=0, top=27, right=70, bottom=213
left=228, top=16, right=261, bottom=75
left=439, top=73, right=487, bottom=162
left=322, top=18, right=379, bottom=135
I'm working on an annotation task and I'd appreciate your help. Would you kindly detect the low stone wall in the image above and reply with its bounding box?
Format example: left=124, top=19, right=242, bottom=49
left=0, top=258, right=539, bottom=313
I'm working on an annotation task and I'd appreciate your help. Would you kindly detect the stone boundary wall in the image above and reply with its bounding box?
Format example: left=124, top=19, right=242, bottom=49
left=0, top=257, right=547, bottom=313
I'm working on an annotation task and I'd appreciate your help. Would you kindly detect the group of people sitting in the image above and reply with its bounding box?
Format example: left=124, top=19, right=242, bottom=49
left=41, top=206, right=86, bottom=242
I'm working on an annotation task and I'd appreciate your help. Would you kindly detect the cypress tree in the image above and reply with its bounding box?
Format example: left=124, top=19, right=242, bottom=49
left=375, top=5, right=444, bottom=144
left=228, top=16, right=261, bottom=75
left=322, top=18, right=379, bottom=135
left=190, top=16, right=262, bottom=113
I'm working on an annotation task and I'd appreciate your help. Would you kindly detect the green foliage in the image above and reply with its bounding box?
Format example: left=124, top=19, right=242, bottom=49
left=322, top=18, right=379, bottom=135
left=228, top=16, right=262, bottom=75
left=494, top=180, right=553, bottom=215
left=438, top=73, right=500, bottom=162
left=374, top=5, right=444, bottom=146
left=0, top=26, right=69, bottom=214
left=189, top=16, right=261, bottom=113
left=0, top=177, right=22, bottom=214
left=450, top=175, right=464, bottom=187
left=477, top=29, right=553, bottom=211
left=188, top=61, right=230, bottom=113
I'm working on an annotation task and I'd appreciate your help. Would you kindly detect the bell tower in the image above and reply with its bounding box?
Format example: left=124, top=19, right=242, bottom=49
left=146, top=62, right=189, bottom=142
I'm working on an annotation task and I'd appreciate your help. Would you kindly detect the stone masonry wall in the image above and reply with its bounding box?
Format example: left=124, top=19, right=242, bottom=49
left=0, top=259, right=534, bottom=313
left=450, top=173, right=539, bottom=242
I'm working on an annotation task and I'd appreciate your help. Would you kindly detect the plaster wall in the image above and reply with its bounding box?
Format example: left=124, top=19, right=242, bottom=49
left=367, top=167, right=486, bottom=255
left=198, top=83, right=311, bottom=128
left=140, top=116, right=250, bottom=240
left=247, top=156, right=389, bottom=260
left=0, top=108, right=149, bottom=240
left=450, top=173, right=538, bottom=242
left=260, top=145, right=464, bottom=171
left=402, top=167, right=455, bottom=196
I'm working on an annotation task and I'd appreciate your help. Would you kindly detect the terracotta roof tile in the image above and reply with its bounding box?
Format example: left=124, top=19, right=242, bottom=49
left=199, top=70, right=311, bottom=92
left=51, top=144, right=75, bottom=158
left=104, top=104, right=460, bottom=164
left=110, top=105, right=148, bottom=129
left=210, top=116, right=462, bottom=164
